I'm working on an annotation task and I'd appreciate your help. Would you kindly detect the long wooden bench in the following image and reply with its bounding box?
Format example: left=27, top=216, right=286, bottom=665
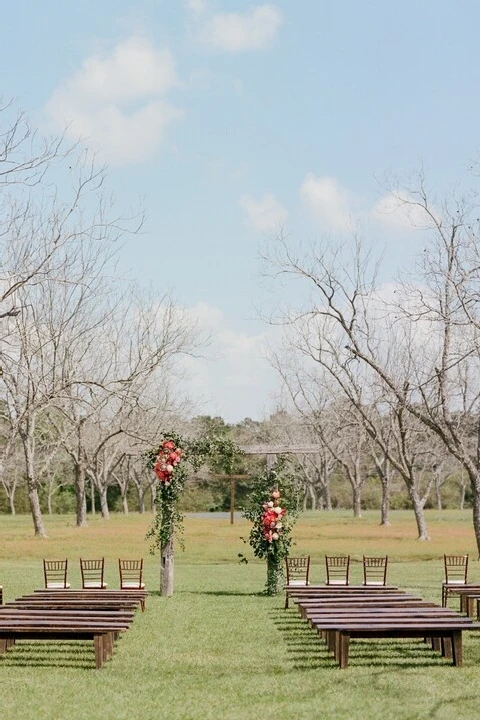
left=0, top=618, right=130, bottom=668
left=0, top=590, right=146, bottom=668
left=288, top=587, right=480, bottom=668
left=32, top=588, right=148, bottom=611
left=284, top=584, right=399, bottom=608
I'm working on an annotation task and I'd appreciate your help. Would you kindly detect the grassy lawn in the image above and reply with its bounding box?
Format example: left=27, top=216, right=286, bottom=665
left=1, top=509, right=480, bottom=720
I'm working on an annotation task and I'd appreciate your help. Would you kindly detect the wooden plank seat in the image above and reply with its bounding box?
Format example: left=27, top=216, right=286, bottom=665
left=310, top=620, right=480, bottom=668
left=0, top=590, right=146, bottom=668
left=14, top=597, right=142, bottom=611
left=288, top=587, right=480, bottom=668
left=285, top=584, right=400, bottom=608
left=0, top=618, right=130, bottom=669
left=29, top=589, right=147, bottom=611
left=443, top=586, right=480, bottom=616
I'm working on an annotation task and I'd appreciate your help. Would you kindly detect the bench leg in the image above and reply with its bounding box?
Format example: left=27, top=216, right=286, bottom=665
left=0, top=638, right=6, bottom=653
left=442, top=636, right=453, bottom=659
left=94, top=634, right=104, bottom=669
left=339, top=632, right=350, bottom=669
left=451, top=630, right=463, bottom=667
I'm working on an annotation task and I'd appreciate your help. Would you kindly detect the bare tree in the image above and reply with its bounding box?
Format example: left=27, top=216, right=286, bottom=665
left=264, top=185, right=480, bottom=551
left=0, top=149, right=138, bottom=535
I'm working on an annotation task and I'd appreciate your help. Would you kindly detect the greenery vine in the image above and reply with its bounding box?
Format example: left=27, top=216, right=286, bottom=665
left=146, top=431, right=244, bottom=553
left=239, top=457, right=301, bottom=595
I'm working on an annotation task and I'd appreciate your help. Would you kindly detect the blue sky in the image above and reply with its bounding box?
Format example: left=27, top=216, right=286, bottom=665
left=3, top=1, right=480, bottom=421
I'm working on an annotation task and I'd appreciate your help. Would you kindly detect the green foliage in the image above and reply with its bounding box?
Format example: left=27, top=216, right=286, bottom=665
left=146, top=431, right=244, bottom=553
left=240, top=457, right=301, bottom=595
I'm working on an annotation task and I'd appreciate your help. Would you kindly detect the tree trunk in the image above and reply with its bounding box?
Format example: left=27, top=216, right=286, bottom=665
left=380, top=476, right=391, bottom=526
left=324, top=484, right=332, bottom=511
left=352, top=485, right=362, bottom=518
left=470, top=472, right=480, bottom=558
left=435, top=474, right=443, bottom=511
left=75, top=460, right=88, bottom=527
left=90, top=476, right=96, bottom=514
left=21, top=428, right=46, bottom=537
left=408, top=484, right=430, bottom=540
left=161, top=536, right=174, bottom=596
left=98, top=486, right=110, bottom=519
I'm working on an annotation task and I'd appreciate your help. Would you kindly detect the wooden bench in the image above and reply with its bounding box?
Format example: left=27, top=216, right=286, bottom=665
left=288, top=587, right=480, bottom=668
left=284, top=584, right=399, bottom=608
left=0, top=618, right=130, bottom=669
left=308, top=617, right=480, bottom=668
left=0, top=590, right=146, bottom=668
left=32, top=588, right=148, bottom=611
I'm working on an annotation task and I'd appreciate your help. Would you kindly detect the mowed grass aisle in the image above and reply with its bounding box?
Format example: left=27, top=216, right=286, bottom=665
left=2, top=510, right=480, bottom=720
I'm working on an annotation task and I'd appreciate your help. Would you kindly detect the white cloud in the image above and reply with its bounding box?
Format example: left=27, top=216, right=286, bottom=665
left=371, top=192, right=431, bottom=230
left=185, top=0, right=207, bottom=13
left=200, top=5, right=282, bottom=53
left=45, top=36, right=182, bottom=165
left=300, top=174, right=355, bottom=232
left=181, top=302, right=280, bottom=421
left=239, top=193, right=288, bottom=233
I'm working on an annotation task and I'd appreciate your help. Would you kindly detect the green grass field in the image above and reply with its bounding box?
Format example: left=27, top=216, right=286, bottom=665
left=2, top=509, right=480, bottom=720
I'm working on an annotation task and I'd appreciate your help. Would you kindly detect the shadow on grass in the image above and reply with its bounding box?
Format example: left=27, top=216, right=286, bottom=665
left=270, top=610, right=454, bottom=670
left=0, top=641, right=95, bottom=670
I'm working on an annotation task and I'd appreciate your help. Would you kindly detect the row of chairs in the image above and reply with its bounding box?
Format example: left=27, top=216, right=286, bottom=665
left=285, top=555, right=388, bottom=587
left=43, top=558, right=145, bottom=590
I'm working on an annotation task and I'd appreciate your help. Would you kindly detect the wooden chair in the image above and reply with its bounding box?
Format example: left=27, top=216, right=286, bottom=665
left=442, top=554, right=468, bottom=607
left=284, top=556, right=310, bottom=608
left=119, top=559, right=145, bottom=610
left=325, top=555, right=350, bottom=585
left=363, top=555, right=388, bottom=586
left=285, top=556, right=311, bottom=586
left=80, top=558, right=107, bottom=589
left=43, top=559, right=70, bottom=589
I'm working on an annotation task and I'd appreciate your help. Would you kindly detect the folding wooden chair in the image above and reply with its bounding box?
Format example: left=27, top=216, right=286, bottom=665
left=43, top=559, right=70, bottom=589
left=325, top=555, right=350, bottom=585
left=363, top=555, right=388, bottom=586
left=80, top=558, right=107, bottom=589
left=442, top=554, right=468, bottom=607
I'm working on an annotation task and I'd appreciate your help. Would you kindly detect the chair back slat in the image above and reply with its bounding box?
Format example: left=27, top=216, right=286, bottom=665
left=363, top=555, right=388, bottom=586
left=285, top=556, right=310, bottom=585
left=325, top=555, right=350, bottom=585
left=80, top=557, right=107, bottom=589
left=43, top=559, right=70, bottom=589
left=118, top=559, right=144, bottom=589
left=444, top=554, right=468, bottom=584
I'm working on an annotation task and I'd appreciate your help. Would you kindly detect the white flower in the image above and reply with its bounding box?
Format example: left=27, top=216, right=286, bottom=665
left=166, top=464, right=174, bottom=473
left=276, top=522, right=282, bottom=529
left=274, top=506, right=283, bottom=514
left=267, top=501, right=274, bottom=507
left=272, top=532, right=279, bottom=540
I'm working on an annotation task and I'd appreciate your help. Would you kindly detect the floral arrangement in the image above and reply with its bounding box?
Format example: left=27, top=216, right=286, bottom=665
left=153, top=438, right=184, bottom=484
left=146, top=431, right=244, bottom=596
left=240, top=460, right=300, bottom=596
left=261, top=490, right=286, bottom=544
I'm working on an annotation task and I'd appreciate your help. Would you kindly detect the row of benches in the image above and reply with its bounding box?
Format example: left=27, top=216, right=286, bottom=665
left=285, top=585, right=480, bottom=668
left=0, top=589, right=148, bottom=669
